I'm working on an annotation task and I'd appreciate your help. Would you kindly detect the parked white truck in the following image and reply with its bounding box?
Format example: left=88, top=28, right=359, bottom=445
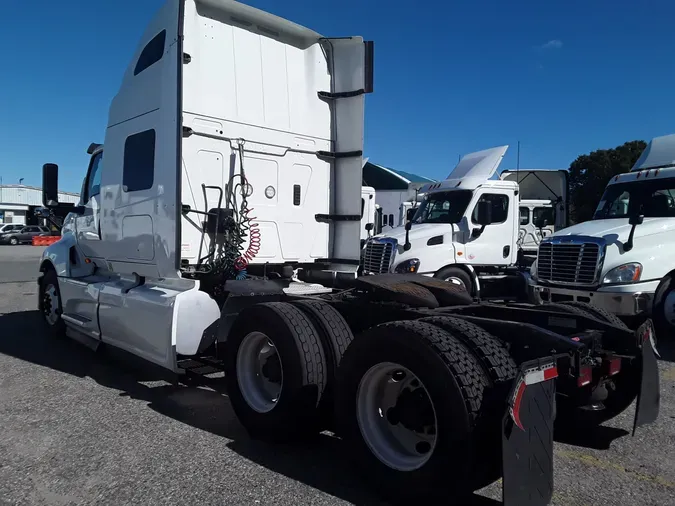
left=362, top=145, right=568, bottom=298
left=530, top=132, right=675, bottom=337
left=360, top=185, right=378, bottom=244
left=35, top=2, right=659, bottom=504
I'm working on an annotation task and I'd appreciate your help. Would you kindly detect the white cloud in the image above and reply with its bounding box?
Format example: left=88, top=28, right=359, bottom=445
left=539, top=39, right=563, bottom=50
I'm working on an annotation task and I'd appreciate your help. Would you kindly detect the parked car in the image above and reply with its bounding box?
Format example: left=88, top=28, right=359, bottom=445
left=0, top=225, right=50, bottom=245
left=0, top=224, right=24, bottom=236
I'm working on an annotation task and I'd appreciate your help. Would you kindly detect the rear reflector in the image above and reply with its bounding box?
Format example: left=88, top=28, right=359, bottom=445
left=510, top=363, right=558, bottom=431
left=577, top=365, right=593, bottom=387
left=607, top=357, right=622, bottom=376
left=525, top=365, right=558, bottom=385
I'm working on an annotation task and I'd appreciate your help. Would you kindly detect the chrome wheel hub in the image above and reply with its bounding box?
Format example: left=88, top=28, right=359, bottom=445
left=236, top=332, right=283, bottom=413
left=356, top=362, right=438, bottom=472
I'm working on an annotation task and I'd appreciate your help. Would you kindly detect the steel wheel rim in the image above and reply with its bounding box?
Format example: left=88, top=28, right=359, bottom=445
left=445, top=276, right=466, bottom=289
left=43, top=284, right=60, bottom=325
left=356, top=362, right=438, bottom=472
left=10, top=237, right=17, bottom=245
left=236, top=331, right=283, bottom=413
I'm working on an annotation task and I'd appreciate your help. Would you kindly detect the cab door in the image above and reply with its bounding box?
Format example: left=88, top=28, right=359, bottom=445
left=75, top=151, right=104, bottom=258
left=464, top=190, right=517, bottom=265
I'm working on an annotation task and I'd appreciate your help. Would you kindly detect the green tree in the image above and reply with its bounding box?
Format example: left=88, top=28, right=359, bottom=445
left=567, top=140, right=647, bottom=224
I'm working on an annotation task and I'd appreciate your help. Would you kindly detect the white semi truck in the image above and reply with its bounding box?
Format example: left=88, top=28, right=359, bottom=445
left=530, top=132, right=675, bottom=338
left=362, top=145, right=568, bottom=298
left=36, top=2, right=659, bottom=505
left=360, top=185, right=378, bottom=244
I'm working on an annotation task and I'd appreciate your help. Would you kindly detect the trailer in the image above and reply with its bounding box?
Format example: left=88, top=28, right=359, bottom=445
left=35, top=2, right=659, bottom=505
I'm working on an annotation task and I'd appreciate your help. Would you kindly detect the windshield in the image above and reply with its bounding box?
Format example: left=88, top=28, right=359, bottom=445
left=593, top=177, right=675, bottom=220
left=412, top=190, right=473, bottom=224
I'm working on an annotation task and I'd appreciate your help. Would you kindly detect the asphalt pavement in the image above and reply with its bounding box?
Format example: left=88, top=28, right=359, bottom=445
left=0, top=245, right=674, bottom=505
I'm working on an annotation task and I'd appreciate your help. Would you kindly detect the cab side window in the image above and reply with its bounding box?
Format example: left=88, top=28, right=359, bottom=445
left=533, top=206, right=555, bottom=226
left=84, top=152, right=103, bottom=203
left=134, top=30, right=166, bottom=76
left=123, top=129, right=156, bottom=192
left=519, top=207, right=529, bottom=225
left=472, top=194, right=509, bottom=224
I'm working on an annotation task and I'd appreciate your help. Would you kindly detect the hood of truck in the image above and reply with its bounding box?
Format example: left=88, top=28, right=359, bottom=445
left=552, top=218, right=675, bottom=243
left=547, top=217, right=675, bottom=281
left=419, top=146, right=508, bottom=194
left=375, top=223, right=453, bottom=243
left=373, top=224, right=455, bottom=273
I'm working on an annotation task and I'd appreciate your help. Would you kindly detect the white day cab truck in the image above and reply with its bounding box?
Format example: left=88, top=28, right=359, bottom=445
left=530, top=132, right=675, bottom=340
left=36, top=2, right=659, bottom=505
left=362, top=145, right=568, bottom=300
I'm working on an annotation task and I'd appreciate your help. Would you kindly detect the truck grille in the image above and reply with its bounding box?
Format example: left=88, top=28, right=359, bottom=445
left=537, top=242, right=601, bottom=286
left=362, top=240, right=395, bottom=274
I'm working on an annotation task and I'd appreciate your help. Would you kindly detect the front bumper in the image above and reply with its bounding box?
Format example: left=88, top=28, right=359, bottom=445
left=528, top=280, right=657, bottom=316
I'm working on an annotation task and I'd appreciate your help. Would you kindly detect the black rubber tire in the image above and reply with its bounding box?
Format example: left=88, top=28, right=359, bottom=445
left=39, top=268, right=66, bottom=338
left=419, top=316, right=517, bottom=384
left=418, top=316, right=517, bottom=487
left=224, top=302, right=328, bottom=443
left=334, top=320, right=491, bottom=505
left=558, top=301, right=629, bottom=329
left=433, top=266, right=473, bottom=296
left=653, top=275, right=674, bottom=343
left=290, top=299, right=354, bottom=428
left=542, top=302, right=596, bottom=319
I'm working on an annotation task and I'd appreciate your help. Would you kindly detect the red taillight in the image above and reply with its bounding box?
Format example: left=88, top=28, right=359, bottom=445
left=607, top=357, right=622, bottom=376
left=577, top=365, right=593, bottom=387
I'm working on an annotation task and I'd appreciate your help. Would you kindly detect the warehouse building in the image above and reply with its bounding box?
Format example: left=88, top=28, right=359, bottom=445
left=0, top=185, right=80, bottom=226
left=362, top=160, right=436, bottom=231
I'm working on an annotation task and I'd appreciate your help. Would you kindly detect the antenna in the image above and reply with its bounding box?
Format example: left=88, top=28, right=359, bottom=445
left=516, top=141, right=521, bottom=182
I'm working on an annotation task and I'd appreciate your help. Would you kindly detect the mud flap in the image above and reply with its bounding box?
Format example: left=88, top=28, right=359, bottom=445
left=502, top=359, right=557, bottom=506
left=633, top=319, right=660, bottom=436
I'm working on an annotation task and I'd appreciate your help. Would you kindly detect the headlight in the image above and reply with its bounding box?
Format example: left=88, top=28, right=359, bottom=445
left=395, top=258, right=420, bottom=274
left=602, top=263, right=642, bottom=284
left=530, top=258, right=537, bottom=279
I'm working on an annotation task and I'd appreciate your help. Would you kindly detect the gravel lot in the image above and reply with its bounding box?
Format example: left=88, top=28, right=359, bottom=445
left=1, top=245, right=674, bottom=505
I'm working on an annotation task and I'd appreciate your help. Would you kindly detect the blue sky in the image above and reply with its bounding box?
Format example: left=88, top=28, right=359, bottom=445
left=1, top=0, right=674, bottom=192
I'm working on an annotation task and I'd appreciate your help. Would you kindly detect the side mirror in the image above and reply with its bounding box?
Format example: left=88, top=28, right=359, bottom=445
left=475, top=200, right=493, bottom=226
left=34, top=207, right=51, bottom=219
left=629, top=214, right=644, bottom=226
left=534, top=217, right=548, bottom=229
left=42, top=163, right=60, bottom=207
left=365, top=223, right=374, bottom=232
left=406, top=208, right=416, bottom=222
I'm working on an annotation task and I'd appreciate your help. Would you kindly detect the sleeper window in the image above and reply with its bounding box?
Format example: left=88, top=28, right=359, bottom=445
left=134, top=30, right=166, bottom=76
left=123, top=130, right=156, bottom=192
